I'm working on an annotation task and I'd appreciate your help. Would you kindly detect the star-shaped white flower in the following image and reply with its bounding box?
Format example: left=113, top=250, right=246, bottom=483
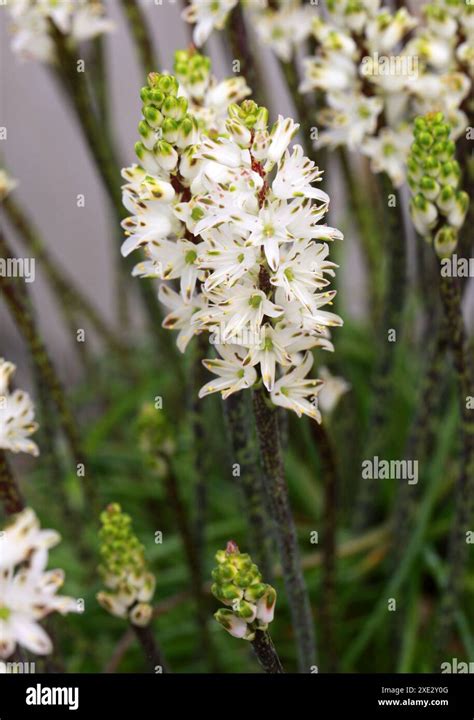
left=270, top=352, right=323, bottom=421
left=0, top=359, right=39, bottom=457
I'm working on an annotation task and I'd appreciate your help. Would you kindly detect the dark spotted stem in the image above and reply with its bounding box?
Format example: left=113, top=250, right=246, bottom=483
left=227, top=3, right=267, bottom=108
left=253, top=387, right=316, bottom=672
left=435, top=272, right=474, bottom=658
left=132, top=624, right=168, bottom=674
left=0, top=451, right=24, bottom=516
left=251, top=629, right=284, bottom=674
left=223, top=392, right=275, bottom=583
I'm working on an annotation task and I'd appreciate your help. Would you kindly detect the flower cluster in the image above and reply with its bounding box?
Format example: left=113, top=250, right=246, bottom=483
left=211, top=540, right=276, bottom=641
left=121, top=54, right=250, bottom=354
left=0, top=357, right=39, bottom=457
left=296, top=0, right=472, bottom=187
left=0, top=508, right=79, bottom=657
left=5, top=0, right=114, bottom=63
left=175, top=99, right=342, bottom=418
left=173, top=49, right=250, bottom=135
left=97, top=503, right=156, bottom=627
left=254, top=0, right=317, bottom=62
left=407, top=112, right=469, bottom=257
left=183, top=0, right=316, bottom=61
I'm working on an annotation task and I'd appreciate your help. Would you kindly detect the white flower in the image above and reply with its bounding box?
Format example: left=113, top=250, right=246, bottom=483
left=158, top=285, right=205, bottom=353
left=132, top=238, right=202, bottom=302
left=270, top=352, right=323, bottom=421
left=198, top=344, right=257, bottom=399
left=266, top=115, right=300, bottom=167
left=0, top=359, right=39, bottom=456
left=0, top=509, right=79, bottom=658
left=7, top=0, right=113, bottom=63
left=198, top=226, right=259, bottom=291
left=317, top=92, right=383, bottom=149
left=270, top=241, right=338, bottom=312
left=255, top=5, right=316, bottom=62
left=194, top=283, right=284, bottom=343
left=300, top=53, right=358, bottom=94
left=0, top=508, right=59, bottom=572
left=245, top=199, right=300, bottom=271
left=272, top=145, right=329, bottom=203
left=120, top=174, right=178, bottom=258
left=365, top=9, right=417, bottom=53
left=182, top=0, right=238, bottom=47
left=242, top=324, right=296, bottom=392
left=318, top=366, right=351, bottom=415
left=361, top=125, right=413, bottom=187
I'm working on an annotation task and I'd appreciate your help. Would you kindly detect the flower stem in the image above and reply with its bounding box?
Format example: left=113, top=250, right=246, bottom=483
left=227, top=3, right=266, bottom=107
left=0, top=450, right=24, bottom=516
left=435, top=272, right=474, bottom=657
left=132, top=624, right=168, bottom=673
left=310, top=420, right=338, bottom=671
left=253, top=387, right=315, bottom=672
left=3, top=195, right=128, bottom=361
left=353, top=175, right=407, bottom=531
left=251, top=629, right=285, bottom=673
left=48, top=20, right=168, bottom=353
left=223, top=392, right=275, bottom=583
left=0, top=235, right=94, bottom=507
left=278, top=58, right=318, bottom=165
left=391, top=320, right=448, bottom=569
left=161, top=457, right=215, bottom=668
left=339, top=149, right=384, bottom=322
left=119, top=0, right=160, bottom=75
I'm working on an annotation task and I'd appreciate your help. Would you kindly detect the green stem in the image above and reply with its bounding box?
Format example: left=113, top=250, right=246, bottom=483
left=251, top=629, right=284, bottom=673
left=391, top=320, right=448, bottom=570
left=353, top=175, right=407, bottom=531
left=435, top=272, right=474, bottom=657
left=0, top=450, right=24, bottom=516
left=253, top=387, right=315, bottom=672
left=0, top=235, right=93, bottom=506
left=339, top=148, right=384, bottom=322
left=160, top=456, right=215, bottom=668
left=3, top=196, right=128, bottom=359
left=48, top=21, right=167, bottom=351
left=222, top=392, right=274, bottom=583
left=310, top=420, right=338, bottom=671
left=119, top=0, right=160, bottom=75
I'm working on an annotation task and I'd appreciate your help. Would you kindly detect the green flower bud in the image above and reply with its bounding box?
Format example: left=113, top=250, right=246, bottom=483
left=143, top=106, right=163, bottom=129
left=211, top=542, right=276, bottom=641
left=153, top=140, right=178, bottom=172
left=162, top=117, right=179, bottom=143
left=437, top=184, right=456, bottom=213
left=97, top=503, right=155, bottom=621
left=419, top=175, right=440, bottom=201
left=434, top=225, right=458, bottom=259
